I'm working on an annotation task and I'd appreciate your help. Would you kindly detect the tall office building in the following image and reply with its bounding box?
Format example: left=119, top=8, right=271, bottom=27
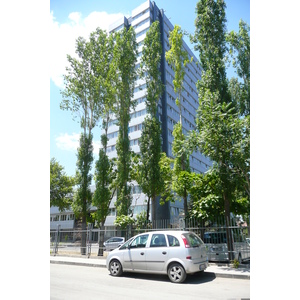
left=104, top=0, right=212, bottom=227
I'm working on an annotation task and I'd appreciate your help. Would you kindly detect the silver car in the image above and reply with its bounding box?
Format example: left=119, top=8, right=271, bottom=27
left=106, top=231, right=208, bottom=283
left=103, top=237, right=125, bottom=251
left=203, top=231, right=250, bottom=262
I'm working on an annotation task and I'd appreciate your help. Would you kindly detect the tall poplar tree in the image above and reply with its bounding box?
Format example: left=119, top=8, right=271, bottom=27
left=113, top=27, right=138, bottom=217
left=91, top=31, right=118, bottom=255
left=61, top=28, right=109, bottom=254
left=138, top=21, right=164, bottom=221
left=165, top=25, right=191, bottom=217
left=191, top=0, right=250, bottom=259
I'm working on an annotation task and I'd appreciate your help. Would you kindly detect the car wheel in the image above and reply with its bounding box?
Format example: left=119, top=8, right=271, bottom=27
left=109, top=259, right=123, bottom=277
left=168, top=263, right=187, bottom=283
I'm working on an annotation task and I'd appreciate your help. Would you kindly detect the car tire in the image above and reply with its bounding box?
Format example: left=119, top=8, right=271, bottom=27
left=109, top=259, right=123, bottom=277
left=167, top=263, right=187, bottom=283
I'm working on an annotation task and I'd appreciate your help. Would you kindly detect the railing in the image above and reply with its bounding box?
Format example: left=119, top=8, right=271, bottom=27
left=50, top=216, right=250, bottom=261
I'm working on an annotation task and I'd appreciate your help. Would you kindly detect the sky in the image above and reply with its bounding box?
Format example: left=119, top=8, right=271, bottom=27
left=50, top=0, right=250, bottom=179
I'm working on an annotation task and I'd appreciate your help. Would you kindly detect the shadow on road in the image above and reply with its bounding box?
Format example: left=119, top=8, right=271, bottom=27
left=111, top=271, right=216, bottom=285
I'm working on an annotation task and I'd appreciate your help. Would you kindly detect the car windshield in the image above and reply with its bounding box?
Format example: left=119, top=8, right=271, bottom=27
left=119, top=238, right=133, bottom=250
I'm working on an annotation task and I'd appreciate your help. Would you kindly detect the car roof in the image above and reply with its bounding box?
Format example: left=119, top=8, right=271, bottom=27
left=134, top=230, right=191, bottom=237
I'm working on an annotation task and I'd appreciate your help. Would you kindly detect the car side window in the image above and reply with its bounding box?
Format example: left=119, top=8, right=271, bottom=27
left=150, top=234, right=167, bottom=247
left=167, top=235, right=180, bottom=247
left=130, top=234, right=149, bottom=248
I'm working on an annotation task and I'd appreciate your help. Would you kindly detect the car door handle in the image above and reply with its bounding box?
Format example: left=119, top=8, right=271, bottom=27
left=140, top=252, right=145, bottom=255
left=162, top=251, right=167, bottom=255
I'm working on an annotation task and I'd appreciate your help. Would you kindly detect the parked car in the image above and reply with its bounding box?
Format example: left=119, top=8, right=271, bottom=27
left=106, top=231, right=208, bottom=283
left=203, top=231, right=250, bottom=263
left=103, top=237, right=125, bottom=251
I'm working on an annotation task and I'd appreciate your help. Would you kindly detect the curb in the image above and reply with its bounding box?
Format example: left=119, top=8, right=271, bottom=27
left=50, top=259, right=249, bottom=280
left=50, top=259, right=106, bottom=269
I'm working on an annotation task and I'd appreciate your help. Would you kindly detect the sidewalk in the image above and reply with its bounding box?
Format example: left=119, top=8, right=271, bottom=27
left=50, top=255, right=250, bottom=280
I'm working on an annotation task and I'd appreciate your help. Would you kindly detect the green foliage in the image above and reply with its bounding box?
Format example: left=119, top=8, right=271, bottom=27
left=50, top=158, right=75, bottom=211
left=193, top=0, right=229, bottom=102
left=136, top=21, right=164, bottom=221
left=165, top=25, right=190, bottom=121
left=114, top=211, right=150, bottom=231
left=140, top=21, right=163, bottom=116
left=92, top=147, right=114, bottom=225
left=190, top=0, right=250, bottom=226
left=165, top=25, right=192, bottom=216
left=113, top=27, right=138, bottom=217
left=138, top=116, right=164, bottom=220
left=114, top=214, right=135, bottom=229
left=72, top=133, right=93, bottom=219
left=158, top=153, right=174, bottom=204
left=61, top=28, right=112, bottom=133
left=226, top=20, right=250, bottom=116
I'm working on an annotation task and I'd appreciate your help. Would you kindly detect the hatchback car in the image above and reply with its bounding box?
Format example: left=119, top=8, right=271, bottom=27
left=103, top=237, right=125, bottom=251
left=106, top=231, right=208, bottom=283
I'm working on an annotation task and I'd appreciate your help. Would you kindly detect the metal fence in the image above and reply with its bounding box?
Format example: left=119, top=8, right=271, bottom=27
left=50, top=216, right=250, bottom=260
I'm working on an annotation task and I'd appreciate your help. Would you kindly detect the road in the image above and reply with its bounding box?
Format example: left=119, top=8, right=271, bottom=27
left=50, top=264, right=250, bottom=300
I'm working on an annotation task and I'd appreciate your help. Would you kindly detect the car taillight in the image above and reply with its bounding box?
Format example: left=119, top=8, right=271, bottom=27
left=186, top=255, right=192, bottom=260
left=181, top=235, right=190, bottom=248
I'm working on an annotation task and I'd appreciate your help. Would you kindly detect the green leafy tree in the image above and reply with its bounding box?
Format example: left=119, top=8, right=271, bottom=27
left=61, top=28, right=110, bottom=254
left=113, top=27, right=138, bottom=217
left=226, top=20, right=250, bottom=116
left=138, top=21, right=164, bottom=221
left=165, top=25, right=192, bottom=217
left=72, top=133, right=94, bottom=254
left=193, top=0, right=230, bottom=103
left=50, top=158, right=75, bottom=211
left=91, top=31, right=117, bottom=229
left=191, top=0, right=250, bottom=259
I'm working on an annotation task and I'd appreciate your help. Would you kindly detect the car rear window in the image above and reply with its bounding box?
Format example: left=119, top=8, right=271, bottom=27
left=203, top=232, right=227, bottom=244
left=182, top=233, right=204, bottom=247
left=167, top=235, right=180, bottom=247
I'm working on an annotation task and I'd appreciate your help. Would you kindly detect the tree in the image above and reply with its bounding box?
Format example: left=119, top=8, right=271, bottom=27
left=165, top=25, right=191, bottom=217
left=72, top=133, right=94, bottom=254
left=226, top=20, right=250, bottom=116
left=61, top=28, right=110, bottom=254
left=91, top=31, right=117, bottom=228
left=191, top=0, right=250, bottom=259
left=193, top=0, right=230, bottom=103
left=138, top=21, right=164, bottom=221
left=50, top=158, right=75, bottom=211
left=113, top=27, right=138, bottom=217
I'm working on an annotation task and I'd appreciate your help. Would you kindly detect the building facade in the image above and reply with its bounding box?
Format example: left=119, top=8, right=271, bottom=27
left=104, top=0, right=211, bottom=226
left=50, top=0, right=211, bottom=230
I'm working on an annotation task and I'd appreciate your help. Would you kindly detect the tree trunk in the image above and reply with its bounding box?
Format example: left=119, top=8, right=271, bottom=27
left=81, top=215, right=87, bottom=255
left=224, top=194, right=234, bottom=261
left=98, top=224, right=105, bottom=256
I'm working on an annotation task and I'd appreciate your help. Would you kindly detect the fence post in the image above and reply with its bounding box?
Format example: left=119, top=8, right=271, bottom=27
left=53, top=224, right=61, bottom=256
left=87, top=224, right=92, bottom=258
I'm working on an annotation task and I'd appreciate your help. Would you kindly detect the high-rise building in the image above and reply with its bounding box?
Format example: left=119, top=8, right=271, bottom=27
left=104, top=0, right=212, bottom=227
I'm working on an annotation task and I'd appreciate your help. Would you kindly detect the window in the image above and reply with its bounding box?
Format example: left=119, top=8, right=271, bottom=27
left=150, top=234, right=167, bottom=247
left=130, top=234, right=149, bottom=248
left=68, top=214, right=74, bottom=220
left=60, top=215, right=67, bottom=221
left=167, top=235, right=180, bottom=247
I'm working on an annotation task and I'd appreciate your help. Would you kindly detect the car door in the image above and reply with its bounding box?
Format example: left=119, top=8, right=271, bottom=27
left=146, top=233, right=169, bottom=271
left=123, top=234, right=149, bottom=271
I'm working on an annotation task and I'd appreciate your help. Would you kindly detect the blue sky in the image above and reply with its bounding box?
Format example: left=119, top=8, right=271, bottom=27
left=50, top=0, right=250, bottom=178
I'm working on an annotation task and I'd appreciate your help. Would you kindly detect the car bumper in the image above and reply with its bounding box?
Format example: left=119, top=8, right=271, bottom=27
left=185, top=260, right=208, bottom=274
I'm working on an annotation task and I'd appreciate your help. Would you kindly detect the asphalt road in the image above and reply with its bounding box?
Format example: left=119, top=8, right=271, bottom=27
left=50, top=264, right=250, bottom=300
